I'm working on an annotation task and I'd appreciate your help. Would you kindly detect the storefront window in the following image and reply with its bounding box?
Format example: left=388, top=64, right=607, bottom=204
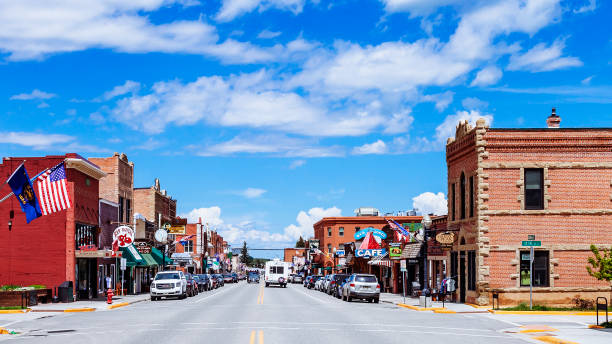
left=467, top=251, right=476, bottom=291
left=520, top=250, right=549, bottom=287
left=184, top=240, right=194, bottom=253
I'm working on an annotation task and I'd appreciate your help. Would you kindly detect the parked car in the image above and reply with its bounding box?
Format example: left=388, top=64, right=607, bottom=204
left=231, top=272, right=238, bottom=283
left=223, top=273, right=234, bottom=284
left=327, top=274, right=350, bottom=295
left=304, top=276, right=312, bottom=287
left=150, top=271, right=187, bottom=300
left=293, top=275, right=303, bottom=284
left=210, top=274, right=219, bottom=289
left=214, top=274, right=224, bottom=287
left=195, top=274, right=211, bottom=291
left=341, top=274, right=380, bottom=303
left=314, top=276, right=326, bottom=291
left=184, top=273, right=199, bottom=297
left=321, top=275, right=333, bottom=292
left=247, top=271, right=260, bottom=283
left=335, top=277, right=349, bottom=298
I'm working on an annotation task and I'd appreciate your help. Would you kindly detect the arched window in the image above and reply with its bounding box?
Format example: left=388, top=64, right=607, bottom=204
left=460, top=172, right=466, bottom=219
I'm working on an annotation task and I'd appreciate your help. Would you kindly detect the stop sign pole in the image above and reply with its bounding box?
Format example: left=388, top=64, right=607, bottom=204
left=522, top=236, right=541, bottom=310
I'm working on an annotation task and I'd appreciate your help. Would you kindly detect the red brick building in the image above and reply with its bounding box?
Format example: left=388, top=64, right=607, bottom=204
left=0, top=154, right=106, bottom=299
left=283, top=248, right=307, bottom=273
left=133, top=178, right=176, bottom=228
left=445, top=111, right=612, bottom=306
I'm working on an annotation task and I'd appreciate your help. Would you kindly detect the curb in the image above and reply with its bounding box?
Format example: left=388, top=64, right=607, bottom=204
left=488, top=310, right=597, bottom=316
left=108, top=302, right=129, bottom=310
left=398, top=304, right=447, bottom=312
left=0, top=309, right=29, bottom=314
left=64, top=308, right=95, bottom=313
left=532, top=335, right=578, bottom=344
left=466, top=303, right=490, bottom=309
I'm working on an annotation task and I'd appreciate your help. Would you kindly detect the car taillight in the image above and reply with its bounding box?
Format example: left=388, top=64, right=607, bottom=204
left=349, top=283, right=355, bottom=287
left=331, top=281, right=335, bottom=285
left=376, top=284, right=380, bottom=289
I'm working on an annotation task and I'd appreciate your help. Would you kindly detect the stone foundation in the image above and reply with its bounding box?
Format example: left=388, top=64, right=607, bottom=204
left=487, top=288, right=612, bottom=308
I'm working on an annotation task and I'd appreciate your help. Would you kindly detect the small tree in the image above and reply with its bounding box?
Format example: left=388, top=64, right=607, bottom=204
left=240, top=241, right=251, bottom=266
left=586, top=244, right=612, bottom=302
left=295, top=236, right=306, bottom=248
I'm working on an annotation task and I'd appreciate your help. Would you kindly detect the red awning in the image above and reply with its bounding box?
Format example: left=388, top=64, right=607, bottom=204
left=359, top=232, right=380, bottom=250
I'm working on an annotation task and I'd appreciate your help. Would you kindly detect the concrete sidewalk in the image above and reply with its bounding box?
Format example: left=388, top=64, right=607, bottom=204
left=379, top=293, right=486, bottom=313
left=28, top=293, right=150, bottom=312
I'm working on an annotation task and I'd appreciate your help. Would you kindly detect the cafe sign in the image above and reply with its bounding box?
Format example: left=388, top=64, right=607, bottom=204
left=435, top=231, right=456, bottom=250
left=355, top=249, right=386, bottom=258
left=354, top=227, right=387, bottom=240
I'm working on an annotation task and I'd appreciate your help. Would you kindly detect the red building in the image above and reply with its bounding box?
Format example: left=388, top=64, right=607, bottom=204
left=0, top=154, right=106, bottom=300
left=445, top=111, right=612, bottom=306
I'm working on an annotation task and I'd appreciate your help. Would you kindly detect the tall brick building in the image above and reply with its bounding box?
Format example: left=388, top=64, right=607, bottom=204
left=133, top=178, right=176, bottom=228
left=89, top=152, right=134, bottom=225
left=0, top=154, right=106, bottom=299
left=445, top=111, right=612, bottom=306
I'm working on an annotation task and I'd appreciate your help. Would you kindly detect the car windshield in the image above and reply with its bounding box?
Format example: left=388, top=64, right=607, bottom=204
left=355, top=275, right=377, bottom=283
left=334, top=275, right=349, bottom=281
left=155, top=273, right=180, bottom=280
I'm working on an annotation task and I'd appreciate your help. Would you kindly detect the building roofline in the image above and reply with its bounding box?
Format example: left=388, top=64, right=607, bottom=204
left=313, top=216, right=424, bottom=227
left=489, top=128, right=612, bottom=132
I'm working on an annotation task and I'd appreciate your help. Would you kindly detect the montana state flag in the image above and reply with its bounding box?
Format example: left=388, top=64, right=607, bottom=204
left=7, top=163, right=42, bottom=223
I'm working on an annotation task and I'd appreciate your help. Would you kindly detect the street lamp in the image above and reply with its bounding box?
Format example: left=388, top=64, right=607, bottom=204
left=421, top=214, right=433, bottom=296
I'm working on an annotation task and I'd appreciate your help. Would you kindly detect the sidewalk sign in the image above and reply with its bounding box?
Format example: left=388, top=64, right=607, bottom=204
left=400, top=260, right=407, bottom=272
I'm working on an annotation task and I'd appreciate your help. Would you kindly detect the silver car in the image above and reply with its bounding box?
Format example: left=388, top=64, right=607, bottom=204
left=341, top=274, right=380, bottom=303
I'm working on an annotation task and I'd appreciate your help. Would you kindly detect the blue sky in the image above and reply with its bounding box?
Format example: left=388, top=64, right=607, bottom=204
left=0, top=0, right=610, bottom=258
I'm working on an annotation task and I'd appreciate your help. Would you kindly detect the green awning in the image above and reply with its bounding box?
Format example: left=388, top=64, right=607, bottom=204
left=119, top=245, right=145, bottom=267
left=141, top=253, right=158, bottom=267
left=151, top=247, right=173, bottom=265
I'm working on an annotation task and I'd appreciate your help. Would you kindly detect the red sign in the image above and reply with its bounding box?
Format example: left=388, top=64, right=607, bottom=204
left=79, top=245, right=97, bottom=251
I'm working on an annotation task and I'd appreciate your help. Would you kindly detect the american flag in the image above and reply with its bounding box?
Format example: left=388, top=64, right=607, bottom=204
left=37, top=162, right=71, bottom=216
left=177, top=234, right=195, bottom=246
left=386, top=219, right=411, bottom=242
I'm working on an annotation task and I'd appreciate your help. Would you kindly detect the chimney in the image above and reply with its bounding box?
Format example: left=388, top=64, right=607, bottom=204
left=546, top=107, right=561, bottom=128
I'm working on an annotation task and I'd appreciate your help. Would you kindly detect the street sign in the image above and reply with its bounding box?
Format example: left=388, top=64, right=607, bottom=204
left=522, top=241, right=541, bottom=246
left=120, top=258, right=127, bottom=271
left=400, top=260, right=407, bottom=272
left=528, top=234, right=536, bottom=240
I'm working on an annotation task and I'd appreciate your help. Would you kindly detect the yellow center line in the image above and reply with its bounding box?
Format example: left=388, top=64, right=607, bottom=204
left=249, top=330, right=255, bottom=344
left=257, top=283, right=265, bottom=304
left=258, top=330, right=264, bottom=344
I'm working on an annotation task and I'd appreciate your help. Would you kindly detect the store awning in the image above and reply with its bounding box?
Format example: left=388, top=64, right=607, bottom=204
left=119, top=245, right=145, bottom=267
left=400, top=242, right=423, bottom=259
left=150, top=247, right=173, bottom=265
left=369, top=259, right=393, bottom=267
left=140, top=253, right=158, bottom=267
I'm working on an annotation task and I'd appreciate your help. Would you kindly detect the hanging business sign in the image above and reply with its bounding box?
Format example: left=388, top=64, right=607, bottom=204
left=335, top=249, right=345, bottom=257
left=389, top=243, right=402, bottom=258
left=354, top=227, right=387, bottom=240
left=435, top=231, right=456, bottom=250
left=113, top=226, right=134, bottom=248
left=135, top=241, right=151, bottom=254
left=167, top=225, right=186, bottom=235
left=355, top=249, right=386, bottom=258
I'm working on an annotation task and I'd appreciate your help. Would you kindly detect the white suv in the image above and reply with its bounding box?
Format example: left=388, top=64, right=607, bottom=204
left=151, top=271, right=187, bottom=300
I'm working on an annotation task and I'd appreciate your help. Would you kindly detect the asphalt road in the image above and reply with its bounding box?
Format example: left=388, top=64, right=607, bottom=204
left=1, top=282, right=530, bottom=344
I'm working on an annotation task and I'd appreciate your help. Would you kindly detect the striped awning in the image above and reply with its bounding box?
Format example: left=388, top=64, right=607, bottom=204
left=369, top=259, right=393, bottom=267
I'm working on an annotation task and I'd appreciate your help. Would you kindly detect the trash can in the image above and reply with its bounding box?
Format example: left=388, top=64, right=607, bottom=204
left=28, top=290, right=38, bottom=306
left=57, top=281, right=74, bottom=303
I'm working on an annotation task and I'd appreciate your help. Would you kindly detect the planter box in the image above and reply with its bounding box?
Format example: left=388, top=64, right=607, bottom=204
left=0, top=289, right=53, bottom=308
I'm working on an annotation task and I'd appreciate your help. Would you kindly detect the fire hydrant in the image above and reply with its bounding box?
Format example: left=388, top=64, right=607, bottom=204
left=106, top=289, right=114, bottom=304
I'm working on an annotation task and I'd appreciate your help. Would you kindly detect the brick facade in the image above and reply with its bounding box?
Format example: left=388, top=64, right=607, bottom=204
left=90, top=153, right=134, bottom=225
left=133, top=179, right=176, bottom=227
left=445, top=113, right=612, bottom=306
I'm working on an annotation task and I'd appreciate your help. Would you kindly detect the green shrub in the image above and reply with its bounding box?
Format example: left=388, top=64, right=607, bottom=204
left=0, top=285, right=21, bottom=291
left=27, top=285, right=46, bottom=289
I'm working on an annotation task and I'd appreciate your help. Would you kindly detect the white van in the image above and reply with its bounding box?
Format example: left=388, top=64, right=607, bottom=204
left=265, top=259, right=289, bottom=288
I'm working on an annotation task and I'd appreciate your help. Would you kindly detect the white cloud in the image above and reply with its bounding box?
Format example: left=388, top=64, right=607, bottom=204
left=182, top=206, right=225, bottom=226
left=461, top=97, right=488, bottom=110
left=574, top=0, right=596, bottom=13
left=0, top=1, right=292, bottom=64
left=381, top=0, right=464, bottom=16
left=470, top=66, right=502, bottom=87
left=435, top=110, right=493, bottom=145
left=383, top=110, right=414, bottom=134
left=581, top=75, right=594, bottom=85
left=289, top=159, right=306, bottom=169
left=352, top=140, right=387, bottom=155
left=421, top=91, right=454, bottom=111
left=111, top=71, right=389, bottom=136
left=257, top=29, right=282, bottom=39
left=241, top=187, right=267, bottom=198
left=283, top=206, right=342, bottom=241
left=216, top=0, right=306, bottom=22
left=0, top=131, right=73, bottom=148
left=10, top=89, right=56, bottom=100
left=101, top=80, right=141, bottom=101
left=412, top=192, right=447, bottom=215
left=507, top=39, right=582, bottom=72
left=196, top=135, right=345, bottom=157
